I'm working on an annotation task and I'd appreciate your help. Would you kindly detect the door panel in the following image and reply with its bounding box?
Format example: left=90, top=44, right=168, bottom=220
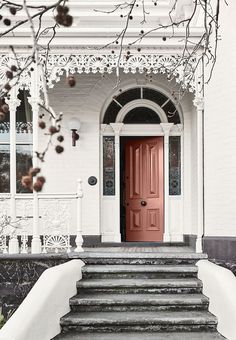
left=125, top=137, right=164, bottom=242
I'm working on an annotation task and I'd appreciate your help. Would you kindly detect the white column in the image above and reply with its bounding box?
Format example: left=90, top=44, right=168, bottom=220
left=194, top=96, right=204, bottom=253
left=29, top=67, right=42, bottom=254
left=7, top=87, right=20, bottom=254
left=160, top=123, right=173, bottom=242
left=110, top=123, right=123, bottom=242
left=74, top=179, right=84, bottom=252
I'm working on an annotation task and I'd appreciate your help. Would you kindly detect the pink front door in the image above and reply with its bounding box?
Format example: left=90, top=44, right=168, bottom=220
left=125, top=137, right=164, bottom=242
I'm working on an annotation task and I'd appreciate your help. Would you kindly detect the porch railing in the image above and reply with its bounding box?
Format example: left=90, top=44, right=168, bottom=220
left=0, top=179, right=84, bottom=254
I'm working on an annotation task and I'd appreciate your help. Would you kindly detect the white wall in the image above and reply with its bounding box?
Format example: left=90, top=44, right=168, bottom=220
left=204, top=1, right=236, bottom=237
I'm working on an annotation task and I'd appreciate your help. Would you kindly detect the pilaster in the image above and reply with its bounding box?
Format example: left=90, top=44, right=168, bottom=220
left=109, top=123, right=124, bottom=242
left=160, top=123, right=174, bottom=242
left=5, top=87, right=21, bottom=254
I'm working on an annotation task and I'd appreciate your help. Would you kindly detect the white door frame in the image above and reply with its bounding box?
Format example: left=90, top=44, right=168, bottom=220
left=100, top=123, right=183, bottom=243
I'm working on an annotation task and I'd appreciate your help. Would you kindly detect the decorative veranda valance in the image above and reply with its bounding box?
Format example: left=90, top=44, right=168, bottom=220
left=0, top=53, right=200, bottom=93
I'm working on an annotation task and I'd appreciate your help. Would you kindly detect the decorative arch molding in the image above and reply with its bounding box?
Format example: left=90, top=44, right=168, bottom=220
left=116, top=99, right=168, bottom=123
left=0, top=53, right=199, bottom=93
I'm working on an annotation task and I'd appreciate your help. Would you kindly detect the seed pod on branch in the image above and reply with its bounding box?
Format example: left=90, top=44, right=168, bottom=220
left=21, top=175, right=32, bottom=189
left=55, top=145, right=64, bottom=154
left=67, top=75, right=76, bottom=87
left=49, top=126, right=58, bottom=135
left=33, top=180, right=43, bottom=192
left=9, top=7, right=17, bottom=15
left=57, top=135, right=64, bottom=143
left=10, top=65, right=17, bottom=72
left=6, top=71, right=13, bottom=79
left=4, top=84, right=11, bottom=92
left=3, top=18, right=11, bottom=26
left=29, top=167, right=41, bottom=177
left=1, top=104, right=9, bottom=113
left=37, top=176, right=46, bottom=185
left=39, top=121, right=46, bottom=129
left=0, top=112, right=5, bottom=121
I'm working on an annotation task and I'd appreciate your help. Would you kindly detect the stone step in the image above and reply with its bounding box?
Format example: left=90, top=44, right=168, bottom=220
left=78, top=252, right=207, bottom=266
left=82, top=265, right=198, bottom=279
left=70, top=293, right=209, bottom=312
left=54, top=331, right=226, bottom=340
left=60, top=311, right=217, bottom=333
left=77, top=278, right=203, bottom=294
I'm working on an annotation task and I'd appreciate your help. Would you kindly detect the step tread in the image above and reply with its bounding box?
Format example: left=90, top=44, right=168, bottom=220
left=78, top=252, right=207, bottom=259
left=54, top=332, right=226, bottom=340
left=61, top=311, right=217, bottom=325
left=70, top=293, right=208, bottom=305
left=82, top=265, right=198, bottom=273
left=77, top=278, right=202, bottom=288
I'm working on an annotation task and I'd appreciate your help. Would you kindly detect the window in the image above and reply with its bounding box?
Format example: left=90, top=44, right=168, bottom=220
left=103, top=136, right=115, bottom=196
left=0, top=145, right=10, bottom=193
left=123, top=107, right=161, bottom=124
left=0, top=89, right=33, bottom=194
left=169, top=136, right=181, bottom=195
left=103, top=87, right=181, bottom=124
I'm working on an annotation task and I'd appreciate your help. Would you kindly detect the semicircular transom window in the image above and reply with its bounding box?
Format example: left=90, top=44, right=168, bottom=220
left=103, top=87, right=181, bottom=124
left=123, top=107, right=161, bottom=124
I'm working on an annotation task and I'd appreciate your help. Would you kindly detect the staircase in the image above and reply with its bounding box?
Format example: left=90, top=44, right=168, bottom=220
left=54, top=248, right=226, bottom=340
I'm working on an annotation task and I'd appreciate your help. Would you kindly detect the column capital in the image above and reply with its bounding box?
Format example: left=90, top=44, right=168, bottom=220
left=5, top=87, right=21, bottom=111
left=100, top=124, right=108, bottom=133
left=193, top=96, right=204, bottom=110
left=160, top=123, right=174, bottom=135
left=110, top=123, right=124, bottom=135
left=177, top=124, right=183, bottom=133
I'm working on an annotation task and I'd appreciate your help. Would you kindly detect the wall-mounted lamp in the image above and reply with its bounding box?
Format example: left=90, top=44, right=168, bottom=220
left=68, top=117, right=81, bottom=147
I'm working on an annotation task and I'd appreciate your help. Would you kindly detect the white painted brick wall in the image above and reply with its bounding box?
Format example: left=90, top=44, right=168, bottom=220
left=204, top=2, right=236, bottom=236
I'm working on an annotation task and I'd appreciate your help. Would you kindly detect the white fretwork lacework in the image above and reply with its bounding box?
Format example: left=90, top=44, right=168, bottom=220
left=39, top=199, right=72, bottom=234
left=0, top=54, right=199, bottom=93
left=15, top=199, right=33, bottom=235
left=42, top=234, right=71, bottom=253
left=39, top=199, right=73, bottom=253
left=0, top=235, right=7, bottom=253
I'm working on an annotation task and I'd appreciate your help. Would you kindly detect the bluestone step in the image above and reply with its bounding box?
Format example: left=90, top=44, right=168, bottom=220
left=70, top=293, right=209, bottom=312
left=82, top=264, right=198, bottom=279
left=60, top=311, right=217, bottom=333
left=77, top=278, right=203, bottom=294
left=78, top=252, right=207, bottom=265
left=54, top=331, right=226, bottom=340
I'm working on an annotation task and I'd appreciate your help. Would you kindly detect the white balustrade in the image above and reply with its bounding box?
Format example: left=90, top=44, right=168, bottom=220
left=0, top=179, right=84, bottom=254
left=74, top=179, right=84, bottom=252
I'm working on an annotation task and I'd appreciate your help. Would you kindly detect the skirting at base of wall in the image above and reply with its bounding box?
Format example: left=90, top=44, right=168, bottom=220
left=184, top=234, right=197, bottom=250
left=203, top=236, right=236, bottom=262
left=101, top=233, right=121, bottom=243
left=184, top=235, right=236, bottom=276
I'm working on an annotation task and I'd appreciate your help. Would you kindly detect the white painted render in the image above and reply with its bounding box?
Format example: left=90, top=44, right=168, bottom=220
left=204, top=1, right=236, bottom=237
left=0, top=260, right=84, bottom=340
left=197, top=260, right=236, bottom=340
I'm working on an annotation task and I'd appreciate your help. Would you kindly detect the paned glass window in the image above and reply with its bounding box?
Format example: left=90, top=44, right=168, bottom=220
left=169, top=136, right=181, bottom=195
left=0, top=89, right=33, bottom=194
left=103, top=87, right=181, bottom=125
left=0, top=145, right=10, bottom=193
left=16, top=90, right=33, bottom=143
left=103, top=136, right=115, bottom=195
left=123, top=107, right=161, bottom=124
left=16, top=145, right=33, bottom=193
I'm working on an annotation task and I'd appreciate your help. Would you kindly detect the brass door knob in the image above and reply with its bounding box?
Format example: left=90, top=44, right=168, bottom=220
left=141, top=200, right=147, bottom=206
